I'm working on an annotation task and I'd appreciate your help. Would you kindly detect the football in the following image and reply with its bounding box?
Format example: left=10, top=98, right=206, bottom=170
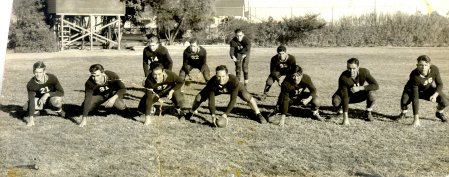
left=214, top=117, right=228, bottom=128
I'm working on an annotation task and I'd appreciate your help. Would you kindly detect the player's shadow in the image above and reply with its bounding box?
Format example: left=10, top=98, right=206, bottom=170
left=185, top=110, right=215, bottom=127
left=0, top=104, right=27, bottom=123
left=185, top=80, right=206, bottom=86
left=354, top=172, right=381, bottom=177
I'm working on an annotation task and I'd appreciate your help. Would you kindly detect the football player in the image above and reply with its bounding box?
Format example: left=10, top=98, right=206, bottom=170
left=24, top=61, right=65, bottom=126
left=332, top=58, right=379, bottom=125
left=184, top=65, right=267, bottom=126
left=138, top=62, right=186, bottom=125
left=398, top=55, right=448, bottom=127
left=229, top=29, right=251, bottom=86
left=79, top=64, right=128, bottom=127
left=260, top=45, right=296, bottom=100
left=269, top=65, right=323, bottom=126
left=179, top=38, right=210, bottom=83
left=143, top=35, right=173, bottom=77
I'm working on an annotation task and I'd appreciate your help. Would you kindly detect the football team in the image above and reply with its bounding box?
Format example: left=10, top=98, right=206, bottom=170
left=24, top=29, right=448, bottom=127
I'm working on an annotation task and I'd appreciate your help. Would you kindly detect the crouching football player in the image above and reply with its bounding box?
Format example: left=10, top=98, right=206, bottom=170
left=138, top=63, right=187, bottom=125
left=269, top=65, right=323, bottom=126
left=179, top=38, right=211, bottom=83
left=260, top=45, right=296, bottom=100
left=398, top=55, right=448, bottom=127
left=24, top=61, right=65, bottom=126
left=80, top=64, right=129, bottom=127
left=332, top=58, right=379, bottom=125
left=184, top=65, right=267, bottom=126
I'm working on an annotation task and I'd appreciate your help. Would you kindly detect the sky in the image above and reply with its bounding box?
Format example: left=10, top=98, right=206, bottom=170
left=246, top=0, right=449, bottom=21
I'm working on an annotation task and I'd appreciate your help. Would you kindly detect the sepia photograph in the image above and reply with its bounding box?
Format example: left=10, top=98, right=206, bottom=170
left=1, top=0, right=449, bottom=176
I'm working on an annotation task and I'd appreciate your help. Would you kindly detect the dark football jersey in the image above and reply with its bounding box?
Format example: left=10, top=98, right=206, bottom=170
left=145, top=70, right=183, bottom=96
left=202, top=74, right=240, bottom=115
left=83, top=70, right=125, bottom=116
left=270, top=54, right=296, bottom=74
left=280, top=74, right=316, bottom=99
left=183, top=46, right=207, bottom=68
left=26, top=73, right=64, bottom=116
left=404, top=65, right=444, bottom=113
left=229, top=36, right=251, bottom=57
left=143, top=45, right=173, bottom=76
left=336, top=68, right=379, bottom=112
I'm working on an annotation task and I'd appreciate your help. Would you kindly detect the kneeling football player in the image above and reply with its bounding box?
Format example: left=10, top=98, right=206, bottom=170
left=138, top=63, right=187, bottom=125
left=398, top=55, right=448, bottom=127
left=184, top=65, right=267, bottom=126
left=79, top=64, right=129, bottom=127
left=269, top=65, right=323, bottom=126
left=260, top=45, right=296, bottom=100
left=24, top=61, right=65, bottom=126
left=332, top=58, right=379, bottom=125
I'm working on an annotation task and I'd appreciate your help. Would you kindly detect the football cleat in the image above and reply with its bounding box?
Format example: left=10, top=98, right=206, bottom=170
left=396, top=112, right=407, bottom=121
left=313, top=113, right=324, bottom=121
left=436, top=112, right=448, bottom=122
left=184, top=111, right=193, bottom=120
left=365, top=111, right=373, bottom=121
left=56, top=110, right=66, bottom=118
left=257, top=113, right=267, bottom=124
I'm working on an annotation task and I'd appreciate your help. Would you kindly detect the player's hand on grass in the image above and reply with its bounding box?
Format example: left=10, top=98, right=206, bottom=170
left=279, top=114, right=286, bottom=126
left=144, top=115, right=152, bottom=125
left=38, top=93, right=50, bottom=107
left=79, top=117, right=87, bottom=127
left=242, top=54, right=247, bottom=59
left=232, top=57, right=237, bottom=62
left=412, top=115, right=421, bottom=127
left=429, top=93, right=439, bottom=103
left=104, top=95, right=118, bottom=108
left=27, top=116, right=35, bottom=127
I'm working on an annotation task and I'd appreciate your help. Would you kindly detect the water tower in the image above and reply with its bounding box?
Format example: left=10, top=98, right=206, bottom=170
left=47, top=0, right=125, bottom=51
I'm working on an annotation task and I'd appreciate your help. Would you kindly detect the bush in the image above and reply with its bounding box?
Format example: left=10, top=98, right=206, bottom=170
left=8, top=0, right=58, bottom=53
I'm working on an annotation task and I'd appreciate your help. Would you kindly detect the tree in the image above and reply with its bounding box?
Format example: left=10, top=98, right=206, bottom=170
left=279, top=14, right=326, bottom=45
left=8, top=0, right=57, bottom=52
left=145, top=0, right=215, bottom=44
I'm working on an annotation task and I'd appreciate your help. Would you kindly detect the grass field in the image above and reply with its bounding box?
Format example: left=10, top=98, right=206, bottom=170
left=1, top=46, right=449, bottom=176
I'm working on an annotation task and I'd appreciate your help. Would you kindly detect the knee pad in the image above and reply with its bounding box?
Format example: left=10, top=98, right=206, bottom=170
left=195, top=94, right=203, bottom=102
left=266, top=76, right=274, bottom=85
left=368, top=91, right=377, bottom=101
left=114, top=99, right=126, bottom=110
left=49, top=97, right=63, bottom=108
left=332, top=95, right=341, bottom=107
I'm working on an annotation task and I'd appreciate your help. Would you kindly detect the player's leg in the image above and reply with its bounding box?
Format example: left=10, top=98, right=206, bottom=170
left=331, top=92, right=343, bottom=114
left=48, top=96, right=65, bottom=118
left=435, top=92, right=448, bottom=122
left=179, top=65, right=193, bottom=81
left=184, top=90, right=209, bottom=120
left=171, top=90, right=187, bottom=116
left=242, top=54, right=250, bottom=86
left=261, top=71, right=281, bottom=100
left=298, top=92, right=323, bottom=121
left=234, top=54, right=243, bottom=81
left=398, top=89, right=413, bottom=120
left=138, top=92, right=159, bottom=125
left=277, top=94, right=293, bottom=126
left=348, top=91, right=374, bottom=121
left=238, top=85, right=266, bottom=123
left=200, top=64, right=211, bottom=82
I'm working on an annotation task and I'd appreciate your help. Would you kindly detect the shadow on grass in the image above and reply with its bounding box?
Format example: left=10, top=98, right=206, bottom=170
left=354, top=172, right=381, bottom=177
left=0, top=104, right=27, bottom=123
left=187, top=112, right=215, bottom=127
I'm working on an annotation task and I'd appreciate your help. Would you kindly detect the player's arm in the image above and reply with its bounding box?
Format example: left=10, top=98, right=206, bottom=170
left=79, top=82, right=94, bottom=127
left=289, top=55, right=297, bottom=71
left=201, top=48, right=207, bottom=65
left=302, top=75, right=316, bottom=104
left=411, top=81, right=421, bottom=127
left=182, top=50, right=189, bottom=70
left=165, top=73, right=184, bottom=99
left=143, top=49, right=150, bottom=77
left=26, top=89, right=36, bottom=126
left=362, top=69, right=379, bottom=91
left=430, top=66, right=443, bottom=101
left=208, top=90, right=216, bottom=116
left=339, top=77, right=351, bottom=113
left=49, top=75, right=64, bottom=97
left=244, top=38, right=251, bottom=54
left=279, top=82, right=293, bottom=115
left=164, top=48, right=173, bottom=70
left=269, top=57, right=277, bottom=75
left=224, top=83, right=240, bottom=115
left=229, top=41, right=237, bottom=60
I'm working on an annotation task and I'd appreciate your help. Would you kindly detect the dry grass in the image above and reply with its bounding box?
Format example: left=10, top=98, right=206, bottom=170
left=1, top=46, right=449, bottom=176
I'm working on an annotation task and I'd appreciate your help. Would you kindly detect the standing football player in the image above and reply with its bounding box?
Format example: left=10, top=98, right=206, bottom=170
left=143, top=35, right=173, bottom=77
left=184, top=65, right=267, bottom=126
left=79, top=64, right=128, bottom=127
left=332, top=58, right=379, bottom=125
left=397, top=55, right=448, bottom=127
left=260, top=45, right=296, bottom=100
left=24, top=61, right=65, bottom=126
left=138, top=63, right=186, bottom=125
left=178, top=38, right=210, bottom=83
left=229, top=29, right=251, bottom=86
left=269, top=65, right=323, bottom=126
